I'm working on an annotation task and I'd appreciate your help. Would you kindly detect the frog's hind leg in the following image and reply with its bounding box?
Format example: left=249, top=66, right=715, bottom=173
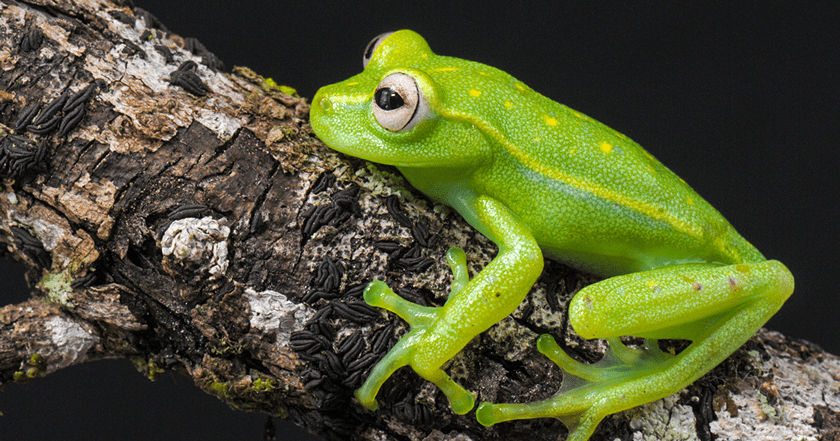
left=477, top=259, right=794, bottom=441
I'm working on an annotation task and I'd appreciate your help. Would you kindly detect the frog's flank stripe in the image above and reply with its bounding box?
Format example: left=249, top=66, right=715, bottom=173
left=438, top=107, right=703, bottom=238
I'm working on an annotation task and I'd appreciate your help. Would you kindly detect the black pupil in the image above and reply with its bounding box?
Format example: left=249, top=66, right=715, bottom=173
left=375, top=88, right=404, bottom=110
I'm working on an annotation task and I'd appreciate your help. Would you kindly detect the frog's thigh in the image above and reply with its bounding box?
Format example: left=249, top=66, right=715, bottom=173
left=569, top=260, right=794, bottom=340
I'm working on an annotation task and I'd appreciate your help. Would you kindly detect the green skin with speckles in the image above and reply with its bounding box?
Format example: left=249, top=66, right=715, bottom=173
left=309, top=30, right=793, bottom=441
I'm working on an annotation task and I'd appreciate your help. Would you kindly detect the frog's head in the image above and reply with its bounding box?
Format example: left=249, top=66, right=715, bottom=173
left=311, top=30, right=491, bottom=169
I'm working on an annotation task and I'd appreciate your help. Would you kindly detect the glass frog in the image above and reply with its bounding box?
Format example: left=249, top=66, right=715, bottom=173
left=309, top=30, right=793, bottom=441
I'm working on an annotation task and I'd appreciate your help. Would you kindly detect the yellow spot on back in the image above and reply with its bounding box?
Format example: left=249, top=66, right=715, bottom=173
left=504, top=101, right=513, bottom=108
left=478, top=71, right=489, bottom=76
left=599, top=142, right=613, bottom=153
left=514, top=83, right=527, bottom=93
left=421, top=53, right=429, bottom=58
left=432, top=67, right=459, bottom=72
left=346, top=82, right=359, bottom=86
left=469, top=89, right=481, bottom=97
left=648, top=164, right=656, bottom=173
left=544, top=116, right=558, bottom=126
left=686, top=196, right=694, bottom=205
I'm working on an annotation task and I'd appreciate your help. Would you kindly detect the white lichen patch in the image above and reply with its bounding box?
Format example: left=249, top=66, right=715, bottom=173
left=81, top=6, right=248, bottom=154
left=244, top=288, right=314, bottom=347
left=42, top=316, right=99, bottom=373
left=161, top=216, right=230, bottom=280
left=709, top=333, right=838, bottom=440
left=196, top=106, right=241, bottom=141
left=627, top=394, right=699, bottom=441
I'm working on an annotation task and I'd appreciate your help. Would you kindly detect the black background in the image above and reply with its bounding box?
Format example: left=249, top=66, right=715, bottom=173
left=1, top=2, right=838, bottom=440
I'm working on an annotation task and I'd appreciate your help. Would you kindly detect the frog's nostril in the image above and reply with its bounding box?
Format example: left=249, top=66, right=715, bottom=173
left=317, top=95, right=333, bottom=112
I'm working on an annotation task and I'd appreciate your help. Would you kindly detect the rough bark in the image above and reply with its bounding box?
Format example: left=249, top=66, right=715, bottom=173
left=0, top=1, right=837, bottom=440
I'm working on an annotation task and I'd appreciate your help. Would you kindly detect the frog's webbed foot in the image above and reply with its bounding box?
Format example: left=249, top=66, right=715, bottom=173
left=476, top=335, right=675, bottom=441
left=477, top=260, right=793, bottom=441
left=355, top=247, right=476, bottom=414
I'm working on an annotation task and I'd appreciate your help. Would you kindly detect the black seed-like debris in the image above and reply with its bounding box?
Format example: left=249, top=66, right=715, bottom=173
left=20, top=29, right=44, bottom=53
left=385, top=194, right=412, bottom=227
left=108, top=10, right=136, bottom=26
left=313, top=256, right=342, bottom=292
left=320, top=350, right=345, bottom=380
left=411, top=222, right=436, bottom=248
left=341, top=369, right=364, bottom=388
left=154, top=45, right=174, bottom=63
left=31, top=90, right=70, bottom=126
left=10, top=226, right=50, bottom=268
left=330, top=185, right=361, bottom=214
left=332, top=301, right=380, bottom=322
left=139, top=29, right=153, bottom=42
left=183, top=37, right=225, bottom=71
left=0, top=136, right=48, bottom=178
left=57, top=105, right=85, bottom=138
left=64, top=82, right=99, bottom=112
left=345, top=352, right=379, bottom=373
left=397, top=288, right=429, bottom=307
left=309, top=304, right=334, bottom=324
left=13, top=104, right=40, bottom=131
left=169, top=61, right=211, bottom=97
left=322, top=416, right=356, bottom=436
left=301, top=289, right=341, bottom=304
left=26, top=115, right=61, bottom=135
left=311, top=172, right=336, bottom=194
left=343, top=284, right=365, bottom=298
left=337, top=331, right=364, bottom=365
left=168, top=204, right=208, bottom=220
left=370, top=324, right=394, bottom=354
left=134, top=8, right=168, bottom=32
left=70, top=272, right=97, bottom=289
left=374, top=240, right=401, bottom=253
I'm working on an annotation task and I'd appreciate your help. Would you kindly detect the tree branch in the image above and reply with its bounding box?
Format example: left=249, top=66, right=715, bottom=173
left=0, top=1, right=837, bottom=440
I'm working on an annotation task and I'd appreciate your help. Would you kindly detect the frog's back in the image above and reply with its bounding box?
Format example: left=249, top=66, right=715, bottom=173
left=423, top=55, right=761, bottom=273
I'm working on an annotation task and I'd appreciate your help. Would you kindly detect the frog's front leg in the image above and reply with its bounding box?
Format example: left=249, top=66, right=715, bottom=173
left=356, top=196, right=544, bottom=414
left=477, top=259, right=793, bottom=441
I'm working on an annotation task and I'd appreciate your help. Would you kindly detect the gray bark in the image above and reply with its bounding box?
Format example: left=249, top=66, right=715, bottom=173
left=0, top=1, right=837, bottom=440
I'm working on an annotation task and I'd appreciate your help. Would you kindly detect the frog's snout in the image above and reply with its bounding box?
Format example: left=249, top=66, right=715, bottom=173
left=312, top=89, right=330, bottom=113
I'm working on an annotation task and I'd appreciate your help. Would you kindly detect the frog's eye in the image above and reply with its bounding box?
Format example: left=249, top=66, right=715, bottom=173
left=373, top=73, right=429, bottom=132
left=363, top=32, right=393, bottom=69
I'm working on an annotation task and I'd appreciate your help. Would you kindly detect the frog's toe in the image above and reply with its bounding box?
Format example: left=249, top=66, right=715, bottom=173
left=475, top=402, right=501, bottom=426
left=362, top=280, right=393, bottom=307
left=451, top=392, right=476, bottom=415
left=444, top=247, right=470, bottom=300
left=363, top=280, right=437, bottom=327
left=354, top=336, right=415, bottom=411
left=354, top=388, right=379, bottom=411
left=421, top=367, right=475, bottom=414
